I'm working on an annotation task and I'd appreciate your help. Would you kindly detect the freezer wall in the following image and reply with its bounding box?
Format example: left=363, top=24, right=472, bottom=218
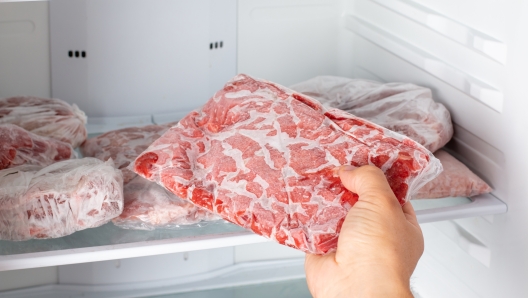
left=0, top=1, right=58, bottom=291
left=0, top=1, right=50, bottom=98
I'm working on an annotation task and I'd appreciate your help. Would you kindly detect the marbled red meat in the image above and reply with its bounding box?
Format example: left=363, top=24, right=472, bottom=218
left=0, top=158, right=123, bottom=241
left=81, top=123, right=219, bottom=230
left=0, top=96, right=87, bottom=148
left=81, top=123, right=177, bottom=184
left=134, top=74, right=442, bottom=254
left=413, top=150, right=492, bottom=199
left=0, top=124, right=74, bottom=170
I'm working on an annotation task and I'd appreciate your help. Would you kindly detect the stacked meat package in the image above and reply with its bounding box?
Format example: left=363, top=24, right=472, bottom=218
left=0, top=96, right=124, bottom=241
left=0, top=96, right=88, bottom=148
left=81, top=123, right=219, bottom=230
left=0, top=159, right=123, bottom=240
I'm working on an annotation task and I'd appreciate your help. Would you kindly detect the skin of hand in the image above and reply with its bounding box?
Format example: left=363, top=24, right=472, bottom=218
left=305, top=165, right=424, bottom=298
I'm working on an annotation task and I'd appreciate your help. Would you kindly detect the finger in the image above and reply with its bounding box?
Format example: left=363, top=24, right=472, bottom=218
left=402, top=201, right=420, bottom=226
left=338, top=165, right=398, bottom=204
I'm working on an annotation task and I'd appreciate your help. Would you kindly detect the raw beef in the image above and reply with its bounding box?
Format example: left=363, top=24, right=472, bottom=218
left=413, top=150, right=492, bottom=199
left=290, top=76, right=453, bottom=152
left=81, top=123, right=177, bottom=184
left=134, top=74, right=442, bottom=254
left=0, top=124, right=74, bottom=170
left=0, top=158, right=123, bottom=241
left=81, top=123, right=218, bottom=230
left=113, top=175, right=219, bottom=230
left=0, top=96, right=88, bottom=148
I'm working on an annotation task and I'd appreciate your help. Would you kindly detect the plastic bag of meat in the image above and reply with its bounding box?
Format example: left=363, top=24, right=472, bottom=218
left=0, top=124, right=75, bottom=170
left=0, top=96, right=88, bottom=148
left=290, top=76, right=453, bottom=153
left=81, top=123, right=177, bottom=184
left=133, top=74, right=442, bottom=254
left=0, top=158, right=123, bottom=241
left=413, top=150, right=492, bottom=199
left=113, top=175, right=220, bottom=230
left=81, top=123, right=219, bottom=230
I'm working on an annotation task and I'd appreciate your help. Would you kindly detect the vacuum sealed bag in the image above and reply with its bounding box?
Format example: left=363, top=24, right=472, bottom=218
left=81, top=124, right=218, bottom=230
left=133, top=74, right=442, bottom=254
left=0, top=158, right=123, bottom=241
left=0, top=124, right=74, bottom=170
left=290, top=76, right=453, bottom=153
left=413, top=150, right=492, bottom=199
left=0, top=96, right=88, bottom=148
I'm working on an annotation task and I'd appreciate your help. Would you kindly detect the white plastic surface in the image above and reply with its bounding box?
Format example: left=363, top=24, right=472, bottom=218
left=0, top=259, right=307, bottom=298
left=414, top=194, right=506, bottom=224
left=50, top=0, right=237, bottom=118
left=371, top=0, right=507, bottom=64
left=345, top=15, right=504, bottom=112
left=58, top=248, right=235, bottom=285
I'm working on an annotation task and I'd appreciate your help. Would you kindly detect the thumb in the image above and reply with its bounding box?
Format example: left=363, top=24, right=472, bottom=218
left=338, top=165, right=399, bottom=205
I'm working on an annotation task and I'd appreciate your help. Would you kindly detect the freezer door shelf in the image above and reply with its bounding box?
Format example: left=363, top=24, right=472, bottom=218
left=0, top=194, right=506, bottom=271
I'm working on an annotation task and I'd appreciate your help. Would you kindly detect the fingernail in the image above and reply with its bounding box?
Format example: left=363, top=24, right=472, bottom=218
left=341, top=165, right=355, bottom=172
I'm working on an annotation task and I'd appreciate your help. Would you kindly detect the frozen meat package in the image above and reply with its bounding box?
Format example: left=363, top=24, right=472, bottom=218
left=0, top=124, right=75, bottom=170
left=133, top=74, right=442, bottom=254
left=290, top=76, right=453, bottom=153
left=0, top=96, right=88, bottom=148
left=413, top=150, right=492, bottom=199
left=81, top=123, right=177, bottom=184
left=0, top=158, right=123, bottom=241
left=81, top=123, right=219, bottom=230
left=113, top=175, right=220, bottom=230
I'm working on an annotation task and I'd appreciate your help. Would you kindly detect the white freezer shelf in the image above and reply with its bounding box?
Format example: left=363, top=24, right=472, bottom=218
left=0, top=194, right=506, bottom=271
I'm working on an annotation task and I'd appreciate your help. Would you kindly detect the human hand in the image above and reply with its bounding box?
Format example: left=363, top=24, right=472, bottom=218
left=305, top=165, right=424, bottom=298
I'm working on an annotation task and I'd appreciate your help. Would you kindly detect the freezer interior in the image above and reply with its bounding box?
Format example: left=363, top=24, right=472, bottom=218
left=1, top=0, right=527, bottom=297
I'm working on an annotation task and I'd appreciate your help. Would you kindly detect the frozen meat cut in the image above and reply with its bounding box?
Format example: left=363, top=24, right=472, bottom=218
left=0, top=96, right=88, bottom=148
left=134, top=74, right=442, bottom=254
left=290, top=76, right=453, bottom=152
left=0, top=158, right=123, bottom=241
left=413, top=150, right=492, bottom=199
left=113, top=175, right=219, bottom=230
left=0, top=124, right=74, bottom=170
left=81, top=123, right=177, bottom=184
left=81, top=123, right=218, bottom=230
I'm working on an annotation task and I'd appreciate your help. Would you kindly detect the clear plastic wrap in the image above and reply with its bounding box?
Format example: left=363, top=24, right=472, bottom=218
left=134, top=74, right=442, bottom=254
left=290, top=76, right=453, bottom=152
left=413, top=150, right=492, bottom=199
left=0, top=96, right=88, bottom=148
left=113, top=175, right=220, bottom=230
left=0, top=124, right=75, bottom=170
left=81, top=123, right=177, bottom=184
left=0, top=158, right=123, bottom=241
left=81, top=124, right=219, bottom=230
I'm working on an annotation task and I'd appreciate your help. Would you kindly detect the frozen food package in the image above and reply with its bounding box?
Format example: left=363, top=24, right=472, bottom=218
left=413, top=150, right=492, bottom=199
left=0, top=158, right=123, bottom=241
left=0, top=96, right=88, bottom=148
left=81, top=123, right=219, bottom=230
left=133, top=74, right=442, bottom=254
left=81, top=123, right=177, bottom=184
left=0, top=124, right=75, bottom=170
left=113, top=175, right=220, bottom=230
left=290, top=76, right=453, bottom=152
